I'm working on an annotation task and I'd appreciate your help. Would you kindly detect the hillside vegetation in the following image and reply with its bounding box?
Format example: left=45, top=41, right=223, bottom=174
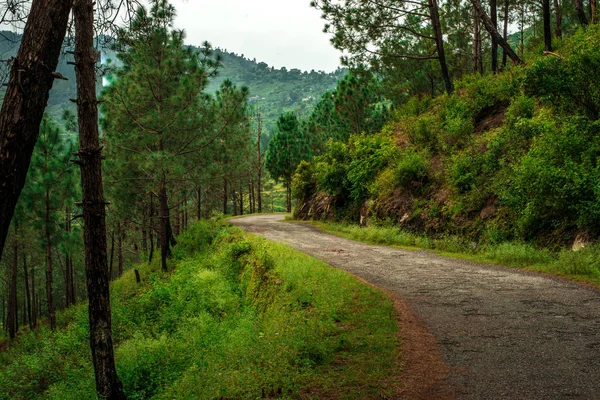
left=0, top=31, right=344, bottom=133
left=0, top=221, right=397, bottom=399
left=293, top=26, right=600, bottom=281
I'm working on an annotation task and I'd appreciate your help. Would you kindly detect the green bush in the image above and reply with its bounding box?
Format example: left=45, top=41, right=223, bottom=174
left=291, top=160, right=316, bottom=201
left=524, top=25, right=600, bottom=119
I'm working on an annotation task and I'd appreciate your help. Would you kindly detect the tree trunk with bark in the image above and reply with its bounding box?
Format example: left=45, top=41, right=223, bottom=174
left=474, top=10, right=484, bottom=74
left=8, top=225, right=18, bottom=339
left=490, top=0, right=499, bottom=72
left=196, top=187, right=202, bottom=220
left=73, top=0, right=126, bottom=397
left=574, top=0, right=589, bottom=25
left=223, top=179, right=228, bottom=215
left=45, top=190, right=55, bottom=330
left=471, top=0, right=523, bottom=64
left=0, top=0, right=74, bottom=262
left=159, top=183, right=171, bottom=272
left=117, top=223, right=124, bottom=277
left=554, top=0, right=563, bottom=39
left=543, top=0, right=553, bottom=51
left=502, top=0, right=510, bottom=67
left=256, top=113, right=263, bottom=213
left=429, top=0, right=454, bottom=94
left=23, top=246, right=33, bottom=330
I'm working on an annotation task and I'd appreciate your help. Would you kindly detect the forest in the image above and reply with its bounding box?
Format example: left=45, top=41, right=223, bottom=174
left=0, top=0, right=599, bottom=398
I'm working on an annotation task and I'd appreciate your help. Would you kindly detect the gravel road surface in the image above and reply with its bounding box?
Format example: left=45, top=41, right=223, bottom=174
left=232, top=214, right=600, bottom=400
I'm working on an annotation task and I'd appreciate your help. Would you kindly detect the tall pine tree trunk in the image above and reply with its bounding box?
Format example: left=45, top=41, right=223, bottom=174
left=232, top=188, right=238, bottom=216
left=474, top=10, right=483, bottom=74
left=574, top=0, right=589, bottom=25
left=45, top=190, right=56, bottom=331
left=554, top=0, right=563, bottom=39
left=471, top=0, right=523, bottom=64
left=31, top=260, right=36, bottom=328
left=543, top=0, right=553, bottom=51
left=429, top=0, right=454, bottom=94
left=502, top=0, right=510, bottom=67
left=23, top=247, right=33, bottom=330
left=591, top=0, right=597, bottom=24
left=257, top=113, right=263, bottom=213
left=223, top=179, right=228, bottom=215
left=159, top=182, right=171, bottom=272
left=73, top=0, right=125, bottom=397
left=0, top=0, right=73, bottom=262
left=8, top=224, right=18, bottom=339
left=490, top=0, right=499, bottom=72
left=239, top=183, right=244, bottom=215
left=117, top=223, right=124, bottom=277
left=149, top=193, right=154, bottom=264
left=196, top=187, right=202, bottom=220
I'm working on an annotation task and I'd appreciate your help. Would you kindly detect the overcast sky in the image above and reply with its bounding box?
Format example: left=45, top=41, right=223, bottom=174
left=165, top=0, right=343, bottom=72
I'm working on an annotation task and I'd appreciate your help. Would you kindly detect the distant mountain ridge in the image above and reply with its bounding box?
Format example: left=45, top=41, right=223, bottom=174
left=0, top=31, right=345, bottom=135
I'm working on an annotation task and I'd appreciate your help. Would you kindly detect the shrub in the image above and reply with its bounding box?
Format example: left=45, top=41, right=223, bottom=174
left=291, top=160, right=316, bottom=201
left=524, top=25, right=600, bottom=119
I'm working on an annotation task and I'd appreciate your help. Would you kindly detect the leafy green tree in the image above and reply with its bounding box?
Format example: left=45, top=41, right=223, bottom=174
left=266, top=112, right=311, bottom=212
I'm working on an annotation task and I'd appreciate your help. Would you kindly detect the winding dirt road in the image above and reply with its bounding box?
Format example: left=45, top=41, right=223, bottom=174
left=232, top=214, right=600, bottom=400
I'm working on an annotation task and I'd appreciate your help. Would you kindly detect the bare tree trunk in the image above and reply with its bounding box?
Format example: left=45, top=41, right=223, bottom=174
left=109, top=230, right=115, bottom=279
left=592, top=0, right=597, bottom=23
left=543, top=0, right=553, bottom=51
left=73, top=0, right=126, bottom=397
left=159, top=183, right=171, bottom=272
left=45, top=190, right=55, bottom=331
left=554, top=0, right=563, bottom=39
left=31, top=260, right=36, bottom=328
left=149, top=193, right=154, bottom=264
left=574, top=0, right=589, bottom=25
left=196, top=187, right=202, bottom=220
left=286, top=181, right=292, bottom=213
left=502, top=0, right=510, bottom=67
left=8, top=224, right=18, bottom=339
left=474, top=10, right=484, bottom=74
left=232, top=188, right=238, bottom=216
left=471, top=0, right=523, bottom=64
left=0, top=0, right=74, bottom=261
left=256, top=113, right=263, bottom=213
left=430, top=0, right=454, bottom=94
left=64, top=207, right=73, bottom=307
left=490, top=0, right=499, bottom=72
left=204, top=187, right=210, bottom=219
left=117, top=223, right=123, bottom=277
left=223, top=179, right=228, bottom=215
left=249, top=181, right=255, bottom=214
left=23, top=246, right=33, bottom=330
left=239, top=183, right=244, bottom=215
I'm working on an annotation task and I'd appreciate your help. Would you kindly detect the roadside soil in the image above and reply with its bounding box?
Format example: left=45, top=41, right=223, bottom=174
left=232, top=214, right=600, bottom=400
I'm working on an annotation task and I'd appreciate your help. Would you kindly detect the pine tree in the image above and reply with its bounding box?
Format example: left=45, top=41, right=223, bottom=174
left=102, top=0, right=218, bottom=271
left=266, top=113, right=311, bottom=212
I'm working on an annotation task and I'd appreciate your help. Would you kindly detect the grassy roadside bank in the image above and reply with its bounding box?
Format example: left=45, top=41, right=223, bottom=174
left=0, top=221, right=399, bottom=399
left=305, top=220, right=600, bottom=288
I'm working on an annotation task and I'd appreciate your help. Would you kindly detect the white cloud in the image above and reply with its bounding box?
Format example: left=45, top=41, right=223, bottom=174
left=166, top=0, right=343, bottom=72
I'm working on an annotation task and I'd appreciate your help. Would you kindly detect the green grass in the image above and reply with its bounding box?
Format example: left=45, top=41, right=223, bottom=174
left=310, top=221, right=600, bottom=288
left=0, top=220, right=398, bottom=399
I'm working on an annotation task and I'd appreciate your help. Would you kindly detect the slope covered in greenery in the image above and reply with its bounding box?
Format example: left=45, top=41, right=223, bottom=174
left=0, top=220, right=398, bottom=399
left=293, top=26, right=600, bottom=281
left=0, top=32, right=343, bottom=135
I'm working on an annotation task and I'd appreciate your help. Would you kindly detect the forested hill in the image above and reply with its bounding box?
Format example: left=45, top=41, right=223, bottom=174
left=0, top=31, right=345, bottom=133
left=207, top=48, right=345, bottom=133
